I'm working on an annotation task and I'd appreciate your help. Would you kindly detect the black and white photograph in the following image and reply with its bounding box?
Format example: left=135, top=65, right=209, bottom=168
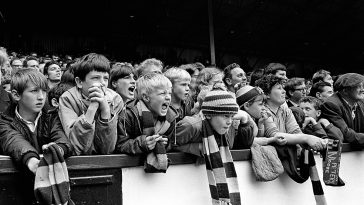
left=1, top=0, right=364, bottom=204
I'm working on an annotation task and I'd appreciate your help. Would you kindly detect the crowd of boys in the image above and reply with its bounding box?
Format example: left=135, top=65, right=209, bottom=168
left=1, top=46, right=364, bottom=205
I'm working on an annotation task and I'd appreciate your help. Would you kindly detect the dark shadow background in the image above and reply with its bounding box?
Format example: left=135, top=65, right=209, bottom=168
left=1, top=0, right=364, bottom=76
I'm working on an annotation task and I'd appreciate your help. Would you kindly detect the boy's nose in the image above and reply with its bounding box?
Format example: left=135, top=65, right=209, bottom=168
left=100, top=79, right=107, bottom=87
left=38, top=91, right=45, bottom=99
left=226, top=117, right=233, bottom=125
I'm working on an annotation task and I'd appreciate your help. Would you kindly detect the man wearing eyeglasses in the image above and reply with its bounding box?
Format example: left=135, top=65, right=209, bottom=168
left=10, top=58, right=23, bottom=73
left=285, top=77, right=306, bottom=108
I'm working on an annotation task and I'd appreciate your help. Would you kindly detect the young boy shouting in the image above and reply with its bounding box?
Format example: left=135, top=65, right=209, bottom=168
left=0, top=69, right=72, bottom=173
left=116, top=73, right=178, bottom=172
left=164, top=67, right=193, bottom=122
left=116, top=73, right=178, bottom=155
left=299, top=96, right=343, bottom=141
left=59, top=53, right=123, bottom=155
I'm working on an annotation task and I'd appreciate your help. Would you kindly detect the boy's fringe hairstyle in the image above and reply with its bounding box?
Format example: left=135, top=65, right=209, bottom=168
left=163, top=67, right=191, bottom=85
left=11, top=69, right=48, bottom=94
left=299, top=96, right=323, bottom=110
left=136, top=73, right=172, bottom=100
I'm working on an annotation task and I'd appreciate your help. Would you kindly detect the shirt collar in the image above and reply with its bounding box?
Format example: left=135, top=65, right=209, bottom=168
left=15, top=106, right=42, bottom=132
left=265, top=103, right=284, bottom=115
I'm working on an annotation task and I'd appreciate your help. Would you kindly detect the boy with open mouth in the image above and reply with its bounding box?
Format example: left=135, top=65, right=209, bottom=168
left=116, top=73, right=178, bottom=172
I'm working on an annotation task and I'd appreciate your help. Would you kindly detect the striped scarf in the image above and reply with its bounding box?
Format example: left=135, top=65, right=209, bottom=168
left=137, top=101, right=170, bottom=173
left=202, top=119, right=241, bottom=205
left=275, top=145, right=327, bottom=205
left=34, top=143, right=74, bottom=205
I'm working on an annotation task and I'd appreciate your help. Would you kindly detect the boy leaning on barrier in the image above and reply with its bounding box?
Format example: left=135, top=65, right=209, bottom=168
left=174, top=86, right=244, bottom=205
left=299, top=96, right=343, bottom=141
left=58, top=53, right=123, bottom=155
left=0, top=69, right=72, bottom=174
left=116, top=73, right=178, bottom=172
left=115, top=73, right=178, bottom=155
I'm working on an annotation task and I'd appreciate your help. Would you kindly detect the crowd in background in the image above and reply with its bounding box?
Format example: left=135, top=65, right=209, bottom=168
left=0, top=45, right=364, bottom=204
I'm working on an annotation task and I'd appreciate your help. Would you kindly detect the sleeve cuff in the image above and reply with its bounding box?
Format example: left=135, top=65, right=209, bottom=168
left=22, top=152, right=40, bottom=166
left=57, top=144, right=69, bottom=157
left=312, top=123, right=322, bottom=131
left=325, top=123, right=334, bottom=130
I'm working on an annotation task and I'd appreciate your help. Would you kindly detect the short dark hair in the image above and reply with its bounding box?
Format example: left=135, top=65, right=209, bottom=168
left=249, top=68, right=264, bottom=86
left=43, top=60, right=60, bottom=75
left=109, top=63, right=136, bottom=89
left=264, top=63, right=286, bottom=75
left=223, top=63, right=241, bottom=84
left=73, top=53, right=110, bottom=81
left=312, top=69, right=331, bottom=84
left=60, top=67, right=75, bottom=85
left=284, top=77, right=305, bottom=97
left=255, top=74, right=285, bottom=95
left=23, top=56, right=39, bottom=67
left=309, top=81, right=332, bottom=97
left=299, top=96, right=322, bottom=110
left=48, top=83, right=73, bottom=104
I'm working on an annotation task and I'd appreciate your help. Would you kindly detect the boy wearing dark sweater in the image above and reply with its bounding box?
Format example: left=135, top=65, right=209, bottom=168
left=299, top=96, right=343, bottom=141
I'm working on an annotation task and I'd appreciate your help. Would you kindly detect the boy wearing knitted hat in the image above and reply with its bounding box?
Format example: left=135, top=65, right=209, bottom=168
left=175, top=86, right=243, bottom=205
left=236, top=85, right=287, bottom=146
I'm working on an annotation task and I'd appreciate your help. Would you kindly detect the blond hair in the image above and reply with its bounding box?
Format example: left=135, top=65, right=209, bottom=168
left=164, top=67, right=191, bottom=85
left=136, top=73, right=172, bottom=100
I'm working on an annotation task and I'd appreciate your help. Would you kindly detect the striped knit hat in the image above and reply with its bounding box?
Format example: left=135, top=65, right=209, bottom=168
left=201, top=88, right=239, bottom=115
left=236, top=85, right=264, bottom=107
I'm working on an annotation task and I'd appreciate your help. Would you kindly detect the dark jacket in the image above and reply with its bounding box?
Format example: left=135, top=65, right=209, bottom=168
left=303, top=123, right=344, bottom=142
left=171, top=98, right=194, bottom=123
left=115, top=99, right=178, bottom=155
left=0, top=103, right=72, bottom=168
left=321, top=93, right=364, bottom=145
left=0, top=87, right=12, bottom=113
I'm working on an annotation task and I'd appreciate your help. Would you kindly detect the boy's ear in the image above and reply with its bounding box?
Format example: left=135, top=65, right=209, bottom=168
left=11, top=90, right=21, bottom=102
left=111, top=81, right=117, bottom=89
left=142, top=94, right=150, bottom=102
left=316, top=110, right=321, bottom=118
left=316, top=92, right=321, bottom=99
left=243, top=102, right=250, bottom=111
left=288, top=90, right=294, bottom=97
left=225, top=78, right=232, bottom=86
left=75, top=77, right=83, bottom=89
left=51, top=98, right=59, bottom=107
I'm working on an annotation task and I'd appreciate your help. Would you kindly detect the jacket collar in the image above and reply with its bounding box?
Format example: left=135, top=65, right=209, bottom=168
left=0, top=87, right=10, bottom=102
